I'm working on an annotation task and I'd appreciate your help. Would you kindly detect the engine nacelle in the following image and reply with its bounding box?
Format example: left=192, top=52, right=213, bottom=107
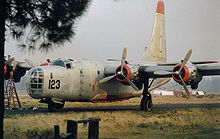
left=172, top=62, right=202, bottom=89
left=115, top=65, right=142, bottom=89
left=115, top=65, right=138, bottom=82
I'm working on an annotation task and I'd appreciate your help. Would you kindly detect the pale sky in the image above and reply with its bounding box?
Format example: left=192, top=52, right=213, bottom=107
left=5, top=0, right=220, bottom=64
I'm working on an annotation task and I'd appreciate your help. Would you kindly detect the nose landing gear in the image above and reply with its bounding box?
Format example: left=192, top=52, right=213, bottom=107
left=48, top=100, right=65, bottom=112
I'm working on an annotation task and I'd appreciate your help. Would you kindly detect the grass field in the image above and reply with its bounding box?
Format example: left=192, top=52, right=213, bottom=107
left=4, top=94, right=220, bottom=138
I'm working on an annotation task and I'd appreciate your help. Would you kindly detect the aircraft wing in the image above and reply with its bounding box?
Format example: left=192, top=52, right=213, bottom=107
left=139, top=65, right=174, bottom=78
left=157, top=61, right=218, bottom=66
left=140, top=63, right=220, bottom=78
left=197, top=65, right=220, bottom=76
left=102, top=61, right=220, bottom=94
left=100, top=49, right=220, bottom=95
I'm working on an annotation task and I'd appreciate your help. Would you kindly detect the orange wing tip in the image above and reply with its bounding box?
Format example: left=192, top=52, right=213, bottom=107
left=156, top=0, right=164, bottom=15
left=204, top=61, right=218, bottom=63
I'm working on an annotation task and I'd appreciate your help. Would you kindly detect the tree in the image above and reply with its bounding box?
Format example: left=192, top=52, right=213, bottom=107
left=0, top=0, right=90, bottom=138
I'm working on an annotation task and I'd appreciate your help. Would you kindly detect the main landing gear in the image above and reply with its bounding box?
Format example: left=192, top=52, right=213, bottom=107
left=140, top=81, right=153, bottom=112
left=140, top=93, right=152, bottom=111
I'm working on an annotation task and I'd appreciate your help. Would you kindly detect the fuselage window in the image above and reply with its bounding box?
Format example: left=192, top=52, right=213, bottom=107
left=29, top=68, right=44, bottom=90
left=66, top=63, right=71, bottom=69
left=97, top=71, right=100, bottom=75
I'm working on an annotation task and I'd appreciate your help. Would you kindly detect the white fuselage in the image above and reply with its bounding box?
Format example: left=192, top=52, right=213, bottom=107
left=26, top=60, right=141, bottom=102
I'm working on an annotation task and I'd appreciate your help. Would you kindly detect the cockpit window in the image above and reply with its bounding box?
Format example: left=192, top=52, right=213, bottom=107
left=66, top=63, right=71, bottom=69
left=51, top=59, right=73, bottom=69
left=51, top=60, right=65, bottom=67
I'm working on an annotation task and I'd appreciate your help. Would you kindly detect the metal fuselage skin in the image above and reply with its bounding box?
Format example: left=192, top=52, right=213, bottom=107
left=26, top=60, right=141, bottom=103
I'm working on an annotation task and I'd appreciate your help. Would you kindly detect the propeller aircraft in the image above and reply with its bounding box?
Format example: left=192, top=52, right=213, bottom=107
left=5, top=0, right=220, bottom=111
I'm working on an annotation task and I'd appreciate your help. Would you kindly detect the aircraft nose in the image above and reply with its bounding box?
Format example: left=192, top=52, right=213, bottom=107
left=26, top=68, right=44, bottom=99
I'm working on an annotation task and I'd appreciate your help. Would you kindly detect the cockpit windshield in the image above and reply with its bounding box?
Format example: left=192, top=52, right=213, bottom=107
left=51, top=59, right=73, bottom=69
left=51, top=60, right=65, bottom=67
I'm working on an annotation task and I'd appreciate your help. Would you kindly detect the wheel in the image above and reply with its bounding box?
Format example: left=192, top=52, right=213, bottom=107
left=140, top=94, right=152, bottom=112
left=48, top=102, right=56, bottom=112
left=48, top=101, right=65, bottom=112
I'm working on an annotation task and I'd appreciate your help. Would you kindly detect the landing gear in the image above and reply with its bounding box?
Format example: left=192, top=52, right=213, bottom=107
left=140, top=80, right=153, bottom=111
left=48, top=101, right=65, bottom=112
left=140, top=93, right=152, bottom=111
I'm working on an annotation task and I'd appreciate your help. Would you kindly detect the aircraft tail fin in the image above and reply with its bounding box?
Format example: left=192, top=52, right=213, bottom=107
left=139, top=0, right=166, bottom=63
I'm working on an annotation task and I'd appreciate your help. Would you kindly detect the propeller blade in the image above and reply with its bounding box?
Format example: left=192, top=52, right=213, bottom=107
left=121, top=47, right=127, bottom=74
left=178, top=49, right=192, bottom=73
left=178, top=74, right=191, bottom=96
left=149, top=78, right=171, bottom=91
left=99, top=74, right=117, bottom=84
left=122, top=75, right=139, bottom=91
left=25, top=58, right=36, bottom=67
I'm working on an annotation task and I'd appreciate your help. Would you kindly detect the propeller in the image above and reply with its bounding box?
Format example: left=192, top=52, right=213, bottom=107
left=99, top=48, right=139, bottom=91
left=154, top=49, right=192, bottom=96
left=176, top=49, right=192, bottom=96
left=99, top=48, right=127, bottom=84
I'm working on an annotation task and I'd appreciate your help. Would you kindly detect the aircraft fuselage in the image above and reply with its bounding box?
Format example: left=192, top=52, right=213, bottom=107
left=26, top=59, right=141, bottom=103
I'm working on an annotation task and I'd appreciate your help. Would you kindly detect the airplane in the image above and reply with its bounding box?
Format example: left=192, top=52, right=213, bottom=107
left=5, top=0, right=220, bottom=112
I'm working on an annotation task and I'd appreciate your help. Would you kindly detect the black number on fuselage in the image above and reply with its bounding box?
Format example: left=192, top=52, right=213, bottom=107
left=49, top=79, right=61, bottom=89
left=56, top=80, right=60, bottom=89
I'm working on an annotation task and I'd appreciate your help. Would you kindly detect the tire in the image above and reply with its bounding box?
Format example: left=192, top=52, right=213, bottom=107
left=56, top=102, right=65, bottom=109
left=140, top=94, right=152, bottom=112
left=48, top=101, right=65, bottom=112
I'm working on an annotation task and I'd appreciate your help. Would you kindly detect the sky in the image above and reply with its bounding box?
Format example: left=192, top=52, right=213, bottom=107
left=5, top=0, right=220, bottom=64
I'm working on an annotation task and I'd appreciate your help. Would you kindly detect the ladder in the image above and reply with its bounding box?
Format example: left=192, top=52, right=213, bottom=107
left=4, top=78, right=22, bottom=109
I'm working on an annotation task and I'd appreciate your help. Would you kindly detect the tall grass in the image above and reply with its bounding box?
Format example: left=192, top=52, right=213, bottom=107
left=4, top=108, right=220, bottom=138
left=4, top=95, right=220, bottom=138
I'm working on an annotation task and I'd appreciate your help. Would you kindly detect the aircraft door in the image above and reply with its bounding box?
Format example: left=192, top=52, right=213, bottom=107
left=79, top=66, right=84, bottom=100
left=78, top=63, right=93, bottom=100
